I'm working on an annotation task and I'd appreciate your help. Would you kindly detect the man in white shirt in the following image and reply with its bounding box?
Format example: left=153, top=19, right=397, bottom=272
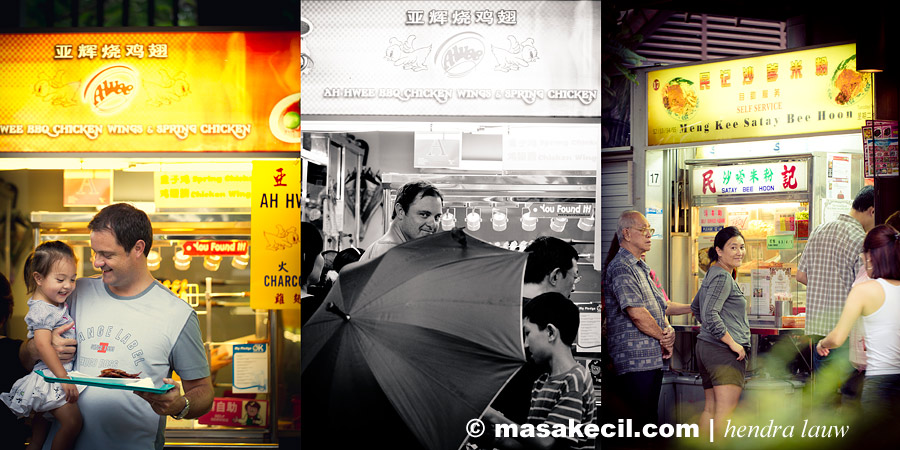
left=358, top=180, right=444, bottom=262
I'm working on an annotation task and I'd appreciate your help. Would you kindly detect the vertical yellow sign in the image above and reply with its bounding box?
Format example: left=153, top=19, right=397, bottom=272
left=251, top=160, right=301, bottom=310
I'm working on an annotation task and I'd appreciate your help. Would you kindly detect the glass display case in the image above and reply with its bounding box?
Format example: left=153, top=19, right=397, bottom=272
left=686, top=155, right=815, bottom=330
left=685, top=153, right=863, bottom=330
left=692, top=202, right=808, bottom=328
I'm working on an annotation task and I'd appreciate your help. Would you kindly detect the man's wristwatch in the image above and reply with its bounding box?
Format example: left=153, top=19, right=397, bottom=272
left=170, top=396, right=191, bottom=420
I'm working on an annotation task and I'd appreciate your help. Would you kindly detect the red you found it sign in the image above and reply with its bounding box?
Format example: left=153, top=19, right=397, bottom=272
left=183, top=240, right=249, bottom=256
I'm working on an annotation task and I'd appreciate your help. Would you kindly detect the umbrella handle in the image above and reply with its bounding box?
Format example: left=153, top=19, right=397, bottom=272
left=326, top=302, right=351, bottom=322
left=450, top=227, right=468, bottom=248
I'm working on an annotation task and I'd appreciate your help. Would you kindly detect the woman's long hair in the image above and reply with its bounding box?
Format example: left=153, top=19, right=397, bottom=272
left=865, top=224, right=900, bottom=280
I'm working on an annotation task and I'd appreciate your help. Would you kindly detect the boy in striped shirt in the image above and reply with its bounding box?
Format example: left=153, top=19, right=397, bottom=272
left=484, top=292, right=596, bottom=450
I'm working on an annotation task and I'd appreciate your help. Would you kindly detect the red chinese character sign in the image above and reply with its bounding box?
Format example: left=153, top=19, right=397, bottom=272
left=692, top=161, right=809, bottom=197
left=699, top=207, right=727, bottom=233
left=197, top=398, right=268, bottom=427
left=251, top=160, right=301, bottom=310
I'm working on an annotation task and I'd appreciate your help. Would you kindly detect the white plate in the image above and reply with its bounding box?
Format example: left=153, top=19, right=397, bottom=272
left=269, top=93, right=301, bottom=143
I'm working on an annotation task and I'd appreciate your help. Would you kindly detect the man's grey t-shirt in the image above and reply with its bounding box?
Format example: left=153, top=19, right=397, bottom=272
left=44, top=277, right=209, bottom=450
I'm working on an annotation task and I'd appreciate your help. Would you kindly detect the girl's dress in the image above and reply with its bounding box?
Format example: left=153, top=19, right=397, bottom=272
left=0, top=298, right=86, bottom=417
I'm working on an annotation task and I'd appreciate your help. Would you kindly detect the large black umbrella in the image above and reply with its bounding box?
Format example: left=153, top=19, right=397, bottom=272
left=301, top=229, right=527, bottom=450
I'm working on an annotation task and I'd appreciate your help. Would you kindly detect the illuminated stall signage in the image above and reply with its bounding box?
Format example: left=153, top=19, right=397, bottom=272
left=691, top=161, right=809, bottom=197
left=0, top=31, right=299, bottom=152
left=647, top=43, right=873, bottom=146
left=528, top=202, right=593, bottom=218
left=251, top=160, right=301, bottom=310
left=183, top=241, right=250, bottom=256
left=154, top=172, right=251, bottom=208
left=502, top=126, right=599, bottom=171
left=301, top=0, right=601, bottom=117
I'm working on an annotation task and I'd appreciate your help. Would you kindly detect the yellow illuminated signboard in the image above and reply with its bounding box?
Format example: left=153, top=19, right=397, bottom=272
left=0, top=31, right=300, bottom=152
left=647, top=43, right=873, bottom=146
left=251, top=160, right=301, bottom=310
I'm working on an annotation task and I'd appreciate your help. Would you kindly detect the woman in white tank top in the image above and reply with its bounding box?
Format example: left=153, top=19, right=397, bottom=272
left=817, top=224, right=900, bottom=416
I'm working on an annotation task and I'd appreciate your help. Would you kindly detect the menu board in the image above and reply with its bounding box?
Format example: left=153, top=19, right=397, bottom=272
left=868, top=120, right=900, bottom=177
left=750, top=269, right=772, bottom=315
left=862, top=125, right=875, bottom=178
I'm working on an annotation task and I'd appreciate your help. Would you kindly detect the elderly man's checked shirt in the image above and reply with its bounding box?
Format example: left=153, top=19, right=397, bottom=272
left=603, top=247, right=668, bottom=375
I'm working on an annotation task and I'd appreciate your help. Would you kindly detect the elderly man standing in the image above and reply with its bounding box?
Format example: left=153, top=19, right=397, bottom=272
left=358, top=180, right=443, bottom=262
left=798, top=185, right=875, bottom=406
left=603, top=210, right=688, bottom=433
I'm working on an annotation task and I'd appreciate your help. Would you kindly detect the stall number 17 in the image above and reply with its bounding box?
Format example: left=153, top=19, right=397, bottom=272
left=647, top=171, right=661, bottom=186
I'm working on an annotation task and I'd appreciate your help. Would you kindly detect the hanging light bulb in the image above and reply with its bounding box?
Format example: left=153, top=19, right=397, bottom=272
left=441, top=209, right=457, bottom=231
left=231, top=251, right=250, bottom=270
left=521, top=211, right=537, bottom=231
left=147, top=250, right=161, bottom=271
left=465, top=209, right=481, bottom=231
left=174, top=249, right=192, bottom=271
left=204, top=255, right=222, bottom=271
left=550, top=217, right=568, bottom=232
left=491, top=208, right=508, bottom=232
left=577, top=216, right=595, bottom=232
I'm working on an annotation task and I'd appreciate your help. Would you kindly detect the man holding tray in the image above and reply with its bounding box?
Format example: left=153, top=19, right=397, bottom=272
left=20, top=203, right=213, bottom=450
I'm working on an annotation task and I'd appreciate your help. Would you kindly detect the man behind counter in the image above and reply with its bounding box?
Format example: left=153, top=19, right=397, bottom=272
left=358, top=180, right=443, bottom=262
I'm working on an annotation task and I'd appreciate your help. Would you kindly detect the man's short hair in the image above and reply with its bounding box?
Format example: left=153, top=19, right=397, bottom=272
left=392, top=181, right=443, bottom=220
left=852, top=186, right=875, bottom=212
left=523, top=236, right=578, bottom=284
left=88, top=203, right=153, bottom=257
left=616, top=210, right=642, bottom=242
left=524, top=292, right=580, bottom=346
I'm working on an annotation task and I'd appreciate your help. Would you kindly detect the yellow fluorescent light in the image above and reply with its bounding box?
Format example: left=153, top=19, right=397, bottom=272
left=0, top=158, right=130, bottom=170
left=127, top=162, right=255, bottom=172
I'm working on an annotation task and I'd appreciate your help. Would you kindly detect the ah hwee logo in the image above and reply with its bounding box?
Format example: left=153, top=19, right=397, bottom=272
left=435, top=32, right=485, bottom=78
left=82, top=64, right=139, bottom=115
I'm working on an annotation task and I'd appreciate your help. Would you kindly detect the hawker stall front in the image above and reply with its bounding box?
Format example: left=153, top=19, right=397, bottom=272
left=630, top=42, right=875, bottom=424
left=0, top=29, right=300, bottom=448
left=300, top=1, right=602, bottom=446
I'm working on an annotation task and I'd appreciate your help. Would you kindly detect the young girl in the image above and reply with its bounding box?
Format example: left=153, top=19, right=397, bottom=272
left=0, top=241, right=83, bottom=450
